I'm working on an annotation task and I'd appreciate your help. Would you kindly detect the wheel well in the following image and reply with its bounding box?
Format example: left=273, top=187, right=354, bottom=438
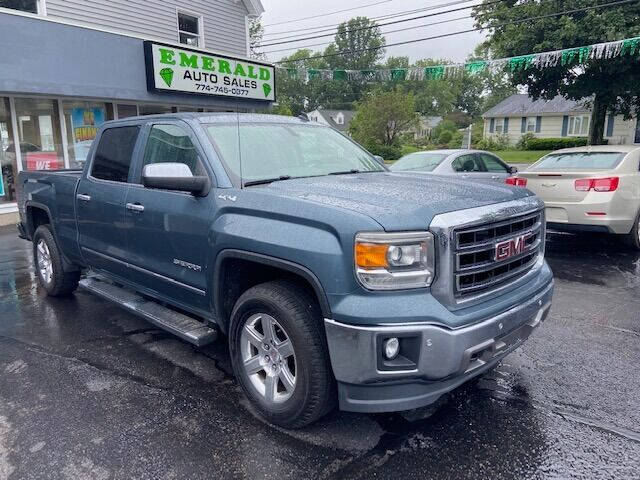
left=26, top=206, right=51, bottom=237
left=216, top=256, right=330, bottom=332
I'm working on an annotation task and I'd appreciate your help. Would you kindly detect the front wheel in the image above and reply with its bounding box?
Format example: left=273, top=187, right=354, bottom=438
left=33, top=225, right=80, bottom=296
left=229, top=280, right=335, bottom=428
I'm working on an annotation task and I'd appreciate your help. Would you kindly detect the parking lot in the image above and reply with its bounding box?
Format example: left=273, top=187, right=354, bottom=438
left=1, top=224, right=639, bottom=480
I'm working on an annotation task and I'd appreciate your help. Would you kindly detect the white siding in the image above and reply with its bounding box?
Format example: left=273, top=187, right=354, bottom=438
left=44, top=0, right=249, bottom=57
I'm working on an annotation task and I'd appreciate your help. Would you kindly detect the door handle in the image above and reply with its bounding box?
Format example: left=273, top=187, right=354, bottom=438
left=491, top=175, right=500, bottom=180
left=76, top=194, right=91, bottom=202
left=126, top=203, right=145, bottom=213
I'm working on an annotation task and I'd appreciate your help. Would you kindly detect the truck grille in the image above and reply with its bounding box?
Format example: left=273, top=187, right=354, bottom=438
left=453, top=210, right=544, bottom=297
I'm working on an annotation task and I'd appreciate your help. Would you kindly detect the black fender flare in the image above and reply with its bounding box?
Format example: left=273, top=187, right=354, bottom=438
left=213, top=249, right=332, bottom=324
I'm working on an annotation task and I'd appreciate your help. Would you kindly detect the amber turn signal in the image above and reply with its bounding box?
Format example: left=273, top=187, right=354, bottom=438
left=355, top=243, right=389, bottom=269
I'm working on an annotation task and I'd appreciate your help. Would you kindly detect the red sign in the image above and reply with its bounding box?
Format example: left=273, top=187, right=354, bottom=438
left=495, top=234, right=532, bottom=261
left=26, top=152, right=64, bottom=171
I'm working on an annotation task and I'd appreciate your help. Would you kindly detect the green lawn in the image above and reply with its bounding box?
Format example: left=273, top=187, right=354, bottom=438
left=490, top=150, right=551, bottom=164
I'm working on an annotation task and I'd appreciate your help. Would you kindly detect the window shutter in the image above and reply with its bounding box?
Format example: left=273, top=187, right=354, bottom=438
left=536, top=116, right=542, bottom=133
left=489, top=118, right=495, bottom=133
left=606, top=115, right=615, bottom=137
left=521, top=117, right=527, bottom=133
left=503, top=118, right=509, bottom=132
left=561, top=116, right=569, bottom=137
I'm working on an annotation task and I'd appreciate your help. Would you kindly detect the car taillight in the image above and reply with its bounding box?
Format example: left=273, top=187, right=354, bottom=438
left=575, top=177, right=619, bottom=192
left=506, top=177, right=527, bottom=187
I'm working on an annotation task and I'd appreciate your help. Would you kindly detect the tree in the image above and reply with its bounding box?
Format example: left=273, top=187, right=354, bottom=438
left=248, top=17, right=266, bottom=59
left=325, top=17, right=386, bottom=70
left=349, top=87, right=418, bottom=146
left=473, top=0, right=640, bottom=144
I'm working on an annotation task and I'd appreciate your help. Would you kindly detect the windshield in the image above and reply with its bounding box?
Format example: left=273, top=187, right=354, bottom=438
left=389, top=152, right=447, bottom=172
left=530, top=152, right=625, bottom=171
left=205, top=123, right=385, bottom=184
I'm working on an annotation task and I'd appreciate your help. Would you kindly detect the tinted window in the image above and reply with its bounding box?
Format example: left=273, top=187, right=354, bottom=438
left=389, top=153, right=447, bottom=172
left=143, top=124, right=205, bottom=176
left=479, top=153, right=509, bottom=172
left=452, top=154, right=480, bottom=172
left=91, top=126, right=139, bottom=182
left=531, top=152, right=625, bottom=171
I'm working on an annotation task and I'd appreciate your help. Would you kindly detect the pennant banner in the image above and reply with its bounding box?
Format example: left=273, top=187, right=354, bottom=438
left=275, top=36, right=640, bottom=82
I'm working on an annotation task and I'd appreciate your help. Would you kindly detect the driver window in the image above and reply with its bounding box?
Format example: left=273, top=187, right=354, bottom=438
left=452, top=154, right=478, bottom=172
left=143, top=124, right=205, bottom=176
left=479, top=153, right=509, bottom=173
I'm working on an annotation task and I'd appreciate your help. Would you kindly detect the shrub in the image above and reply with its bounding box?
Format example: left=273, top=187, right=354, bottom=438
left=438, top=130, right=453, bottom=144
left=524, top=137, right=592, bottom=150
left=365, top=143, right=402, bottom=161
left=516, top=133, right=537, bottom=150
left=476, top=134, right=510, bottom=151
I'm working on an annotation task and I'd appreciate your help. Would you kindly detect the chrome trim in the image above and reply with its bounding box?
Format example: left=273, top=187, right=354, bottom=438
left=429, top=196, right=546, bottom=311
left=81, top=247, right=206, bottom=296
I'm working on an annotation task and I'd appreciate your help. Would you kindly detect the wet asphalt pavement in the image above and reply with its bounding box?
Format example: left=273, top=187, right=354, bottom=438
left=1, top=225, right=639, bottom=480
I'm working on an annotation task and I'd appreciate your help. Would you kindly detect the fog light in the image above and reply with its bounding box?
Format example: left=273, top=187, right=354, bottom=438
left=383, top=337, right=400, bottom=360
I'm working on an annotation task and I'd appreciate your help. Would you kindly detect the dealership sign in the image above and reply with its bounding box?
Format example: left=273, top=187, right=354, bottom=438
left=144, top=42, right=275, bottom=101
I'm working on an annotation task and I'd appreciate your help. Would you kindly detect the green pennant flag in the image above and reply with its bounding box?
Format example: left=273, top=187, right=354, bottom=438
left=465, top=61, right=487, bottom=75
left=391, top=68, right=407, bottom=81
left=333, top=70, right=347, bottom=81
left=622, top=38, right=640, bottom=56
left=308, top=69, right=320, bottom=80
left=561, top=47, right=591, bottom=66
left=507, top=54, right=535, bottom=71
left=424, top=66, right=445, bottom=79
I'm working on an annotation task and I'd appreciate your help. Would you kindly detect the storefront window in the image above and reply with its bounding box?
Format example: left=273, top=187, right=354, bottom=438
left=0, top=98, right=17, bottom=205
left=117, top=104, right=138, bottom=119
left=139, top=105, right=173, bottom=116
left=14, top=98, right=64, bottom=171
left=0, top=0, right=38, bottom=14
left=62, top=100, right=109, bottom=168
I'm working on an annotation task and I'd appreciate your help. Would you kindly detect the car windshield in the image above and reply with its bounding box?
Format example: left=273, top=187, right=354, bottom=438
left=530, top=152, right=625, bottom=171
left=205, top=123, right=385, bottom=184
left=389, top=152, right=447, bottom=172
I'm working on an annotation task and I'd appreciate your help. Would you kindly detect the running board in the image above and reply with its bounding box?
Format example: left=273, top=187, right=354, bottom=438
left=79, top=276, right=218, bottom=346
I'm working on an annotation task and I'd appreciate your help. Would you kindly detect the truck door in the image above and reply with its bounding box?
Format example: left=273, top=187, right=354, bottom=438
left=124, top=122, right=213, bottom=311
left=76, top=125, right=141, bottom=279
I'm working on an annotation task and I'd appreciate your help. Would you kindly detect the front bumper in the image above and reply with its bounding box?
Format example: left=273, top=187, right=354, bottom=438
left=325, top=280, right=553, bottom=413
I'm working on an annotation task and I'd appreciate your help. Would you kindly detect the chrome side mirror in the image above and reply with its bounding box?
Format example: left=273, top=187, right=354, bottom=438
left=142, top=163, right=209, bottom=196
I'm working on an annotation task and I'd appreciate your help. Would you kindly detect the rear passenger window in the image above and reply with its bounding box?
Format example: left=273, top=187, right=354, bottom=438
left=91, top=126, right=140, bottom=183
left=142, top=124, right=205, bottom=176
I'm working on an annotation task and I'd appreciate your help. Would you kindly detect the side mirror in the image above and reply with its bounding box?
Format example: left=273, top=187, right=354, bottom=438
left=373, top=155, right=385, bottom=166
left=142, top=163, right=209, bottom=196
left=509, top=166, right=518, bottom=174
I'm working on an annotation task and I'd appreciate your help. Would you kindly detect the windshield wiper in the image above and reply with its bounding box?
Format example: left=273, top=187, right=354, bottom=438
left=328, top=169, right=361, bottom=175
left=243, top=175, right=292, bottom=187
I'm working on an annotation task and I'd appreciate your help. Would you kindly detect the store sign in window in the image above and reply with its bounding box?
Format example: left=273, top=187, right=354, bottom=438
left=71, top=107, right=105, bottom=163
left=144, top=41, right=275, bottom=101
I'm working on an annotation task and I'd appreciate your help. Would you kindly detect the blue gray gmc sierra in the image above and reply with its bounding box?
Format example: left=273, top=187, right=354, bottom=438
left=17, top=113, right=554, bottom=428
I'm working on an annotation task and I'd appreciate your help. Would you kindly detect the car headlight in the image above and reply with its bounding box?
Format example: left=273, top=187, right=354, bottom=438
left=354, top=232, right=435, bottom=290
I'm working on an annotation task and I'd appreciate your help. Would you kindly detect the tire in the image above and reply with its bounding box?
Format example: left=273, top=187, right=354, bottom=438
left=33, top=225, right=80, bottom=296
left=623, top=211, right=640, bottom=250
left=229, top=280, right=336, bottom=428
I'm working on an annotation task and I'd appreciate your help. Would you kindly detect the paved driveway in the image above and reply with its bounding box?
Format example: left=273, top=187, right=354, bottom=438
left=1, top=225, right=639, bottom=479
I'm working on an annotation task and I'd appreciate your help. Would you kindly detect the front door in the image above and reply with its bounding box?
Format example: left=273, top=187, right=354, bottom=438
left=476, top=153, right=512, bottom=182
left=124, top=122, right=213, bottom=311
left=76, top=125, right=141, bottom=279
left=452, top=153, right=485, bottom=180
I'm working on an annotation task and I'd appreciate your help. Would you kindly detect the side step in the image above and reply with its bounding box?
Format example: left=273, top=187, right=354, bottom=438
left=79, top=276, right=218, bottom=346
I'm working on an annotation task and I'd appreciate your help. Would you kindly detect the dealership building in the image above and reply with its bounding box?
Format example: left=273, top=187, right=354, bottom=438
left=0, top=0, right=270, bottom=225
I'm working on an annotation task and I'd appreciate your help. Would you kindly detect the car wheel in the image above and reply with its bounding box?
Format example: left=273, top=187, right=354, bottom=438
left=623, top=211, right=640, bottom=250
left=229, top=280, right=336, bottom=428
left=33, top=225, right=80, bottom=296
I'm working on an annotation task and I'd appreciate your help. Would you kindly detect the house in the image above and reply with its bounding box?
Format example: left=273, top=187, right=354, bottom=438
left=482, top=94, right=640, bottom=146
left=408, top=116, right=442, bottom=140
left=0, top=0, right=267, bottom=226
left=306, top=109, right=355, bottom=134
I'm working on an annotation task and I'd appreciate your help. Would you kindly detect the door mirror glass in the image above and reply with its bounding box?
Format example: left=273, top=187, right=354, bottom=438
left=509, top=165, right=518, bottom=174
left=142, top=163, right=208, bottom=195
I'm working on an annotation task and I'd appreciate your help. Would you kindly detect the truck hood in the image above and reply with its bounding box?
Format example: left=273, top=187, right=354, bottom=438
left=264, top=172, right=533, bottom=230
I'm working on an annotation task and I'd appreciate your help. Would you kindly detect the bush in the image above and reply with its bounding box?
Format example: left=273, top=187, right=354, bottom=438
left=365, top=143, right=402, bottom=161
left=516, top=133, right=537, bottom=150
left=438, top=130, right=453, bottom=144
left=476, top=135, right=510, bottom=151
left=524, top=137, right=590, bottom=150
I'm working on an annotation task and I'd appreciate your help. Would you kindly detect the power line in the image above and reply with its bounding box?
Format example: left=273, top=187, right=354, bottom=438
left=263, top=0, right=395, bottom=27
left=263, top=15, right=471, bottom=54
left=258, top=1, right=498, bottom=48
left=274, top=0, right=638, bottom=64
left=262, top=0, right=478, bottom=37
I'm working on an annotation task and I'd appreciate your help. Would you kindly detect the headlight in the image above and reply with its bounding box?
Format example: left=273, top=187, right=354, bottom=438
left=354, top=231, right=435, bottom=290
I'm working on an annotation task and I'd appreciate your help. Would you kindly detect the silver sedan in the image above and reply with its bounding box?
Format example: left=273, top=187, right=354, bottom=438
left=389, top=149, right=516, bottom=182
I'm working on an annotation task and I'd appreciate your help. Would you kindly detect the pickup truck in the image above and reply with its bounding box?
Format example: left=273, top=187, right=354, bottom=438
left=17, top=113, right=554, bottom=428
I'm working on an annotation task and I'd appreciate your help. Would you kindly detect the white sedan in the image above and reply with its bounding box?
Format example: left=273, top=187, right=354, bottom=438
left=508, top=146, right=640, bottom=249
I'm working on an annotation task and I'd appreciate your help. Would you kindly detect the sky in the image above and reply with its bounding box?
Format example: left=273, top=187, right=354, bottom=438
left=259, top=0, right=486, bottom=65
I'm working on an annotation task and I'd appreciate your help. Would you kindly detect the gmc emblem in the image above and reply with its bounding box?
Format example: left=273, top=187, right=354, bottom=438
left=495, top=234, right=532, bottom=261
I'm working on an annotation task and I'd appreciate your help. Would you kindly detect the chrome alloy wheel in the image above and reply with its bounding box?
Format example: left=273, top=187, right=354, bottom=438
left=240, top=313, right=297, bottom=404
left=36, top=239, right=53, bottom=285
